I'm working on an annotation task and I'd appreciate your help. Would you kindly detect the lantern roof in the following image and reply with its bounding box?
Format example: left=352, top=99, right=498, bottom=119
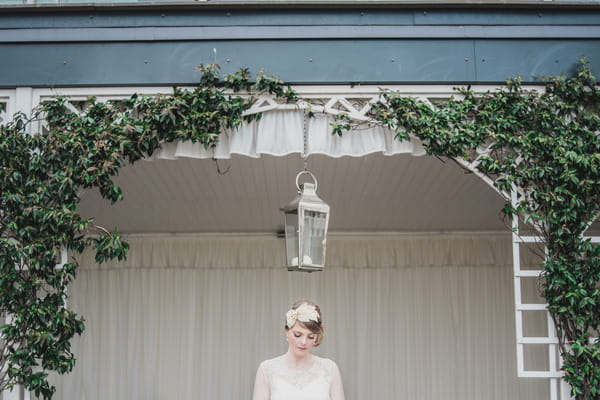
left=282, top=182, right=330, bottom=214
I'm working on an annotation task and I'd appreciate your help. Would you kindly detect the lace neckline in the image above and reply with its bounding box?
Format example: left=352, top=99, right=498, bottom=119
left=282, top=353, right=316, bottom=372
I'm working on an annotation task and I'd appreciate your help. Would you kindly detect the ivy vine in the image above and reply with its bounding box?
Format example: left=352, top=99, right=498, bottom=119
left=0, top=65, right=295, bottom=398
left=354, top=59, right=599, bottom=399
left=1, top=59, right=598, bottom=399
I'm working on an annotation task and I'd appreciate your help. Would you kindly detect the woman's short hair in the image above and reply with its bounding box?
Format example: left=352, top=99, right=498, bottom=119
left=285, top=299, right=324, bottom=346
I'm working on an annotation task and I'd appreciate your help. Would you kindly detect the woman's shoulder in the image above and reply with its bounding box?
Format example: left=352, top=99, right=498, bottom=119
left=258, top=355, right=286, bottom=372
left=311, top=356, right=341, bottom=384
left=313, top=355, right=337, bottom=365
left=312, top=355, right=340, bottom=372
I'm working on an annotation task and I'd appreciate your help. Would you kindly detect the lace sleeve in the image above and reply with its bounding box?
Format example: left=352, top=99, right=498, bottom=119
left=329, top=361, right=345, bottom=400
left=252, top=363, right=270, bottom=400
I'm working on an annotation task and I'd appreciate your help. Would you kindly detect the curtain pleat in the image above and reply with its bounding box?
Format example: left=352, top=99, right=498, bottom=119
left=49, top=233, right=549, bottom=400
left=149, top=111, right=426, bottom=161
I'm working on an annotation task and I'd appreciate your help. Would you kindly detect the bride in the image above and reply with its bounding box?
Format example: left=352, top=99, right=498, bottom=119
left=252, top=300, right=345, bottom=400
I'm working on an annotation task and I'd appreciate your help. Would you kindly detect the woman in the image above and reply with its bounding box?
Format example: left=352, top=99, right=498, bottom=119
left=252, top=300, right=345, bottom=400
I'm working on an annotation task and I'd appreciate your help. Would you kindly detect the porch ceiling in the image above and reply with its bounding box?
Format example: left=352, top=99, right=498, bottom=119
left=77, top=152, right=512, bottom=234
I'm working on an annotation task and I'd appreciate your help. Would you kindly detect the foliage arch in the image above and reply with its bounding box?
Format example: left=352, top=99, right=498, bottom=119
left=1, top=61, right=599, bottom=399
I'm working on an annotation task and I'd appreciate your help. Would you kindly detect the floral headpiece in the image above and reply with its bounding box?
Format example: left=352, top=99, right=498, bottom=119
left=286, top=302, right=320, bottom=328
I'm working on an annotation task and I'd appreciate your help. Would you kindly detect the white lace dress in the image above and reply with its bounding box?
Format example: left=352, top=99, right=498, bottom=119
left=252, top=355, right=345, bottom=400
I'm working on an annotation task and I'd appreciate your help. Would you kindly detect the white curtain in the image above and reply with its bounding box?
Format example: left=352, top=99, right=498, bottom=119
left=49, top=233, right=549, bottom=400
left=149, top=111, right=426, bottom=160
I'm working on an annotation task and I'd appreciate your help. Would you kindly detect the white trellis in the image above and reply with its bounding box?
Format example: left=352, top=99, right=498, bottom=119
left=2, top=85, right=598, bottom=400
left=0, top=90, right=15, bottom=127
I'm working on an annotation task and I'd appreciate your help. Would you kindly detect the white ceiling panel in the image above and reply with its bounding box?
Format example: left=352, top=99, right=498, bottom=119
left=78, top=153, right=511, bottom=234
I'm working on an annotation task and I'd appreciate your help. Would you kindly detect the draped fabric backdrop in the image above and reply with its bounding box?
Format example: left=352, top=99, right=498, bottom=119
left=49, top=233, right=549, bottom=400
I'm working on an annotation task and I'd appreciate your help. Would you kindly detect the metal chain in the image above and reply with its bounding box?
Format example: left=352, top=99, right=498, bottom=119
left=302, top=109, right=309, bottom=172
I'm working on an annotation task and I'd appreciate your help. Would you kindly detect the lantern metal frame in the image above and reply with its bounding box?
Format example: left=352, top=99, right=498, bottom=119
left=281, top=170, right=330, bottom=272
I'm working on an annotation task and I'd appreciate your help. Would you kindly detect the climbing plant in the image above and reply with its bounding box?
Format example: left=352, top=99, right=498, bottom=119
left=1, top=58, right=598, bottom=399
left=0, top=65, right=295, bottom=399
left=349, top=60, right=599, bottom=399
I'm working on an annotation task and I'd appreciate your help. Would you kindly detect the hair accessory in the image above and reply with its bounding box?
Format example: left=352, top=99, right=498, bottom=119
left=286, top=302, right=320, bottom=328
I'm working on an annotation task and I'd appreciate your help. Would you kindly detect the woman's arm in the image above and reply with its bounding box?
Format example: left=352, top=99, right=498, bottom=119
left=252, top=364, right=270, bottom=400
left=330, top=362, right=345, bottom=400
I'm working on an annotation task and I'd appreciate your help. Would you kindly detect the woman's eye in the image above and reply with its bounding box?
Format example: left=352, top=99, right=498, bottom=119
left=308, top=336, right=315, bottom=340
left=294, top=333, right=301, bottom=337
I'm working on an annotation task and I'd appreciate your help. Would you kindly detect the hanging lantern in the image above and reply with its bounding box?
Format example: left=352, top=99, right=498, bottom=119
left=281, top=170, right=330, bottom=272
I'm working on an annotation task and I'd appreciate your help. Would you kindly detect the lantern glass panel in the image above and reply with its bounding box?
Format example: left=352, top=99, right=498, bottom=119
left=284, top=210, right=299, bottom=266
left=301, top=210, right=327, bottom=266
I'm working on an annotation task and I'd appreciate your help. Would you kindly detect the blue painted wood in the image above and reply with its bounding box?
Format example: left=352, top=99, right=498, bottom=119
left=0, top=25, right=600, bottom=43
left=475, top=40, right=600, bottom=81
left=0, top=10, right=413, bottom=28
left=2, top=25, right=600, bottom=42
left=413, top=8, right=600, bottom=25
left=0, top=5, right=599, bottom=86
left=1, top=38, right=598, bottom=86
left=1, top=8, right=599, bottom=29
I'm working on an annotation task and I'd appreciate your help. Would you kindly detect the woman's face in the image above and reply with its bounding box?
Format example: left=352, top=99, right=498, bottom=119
left=286, top=323, right=317, bottom=358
